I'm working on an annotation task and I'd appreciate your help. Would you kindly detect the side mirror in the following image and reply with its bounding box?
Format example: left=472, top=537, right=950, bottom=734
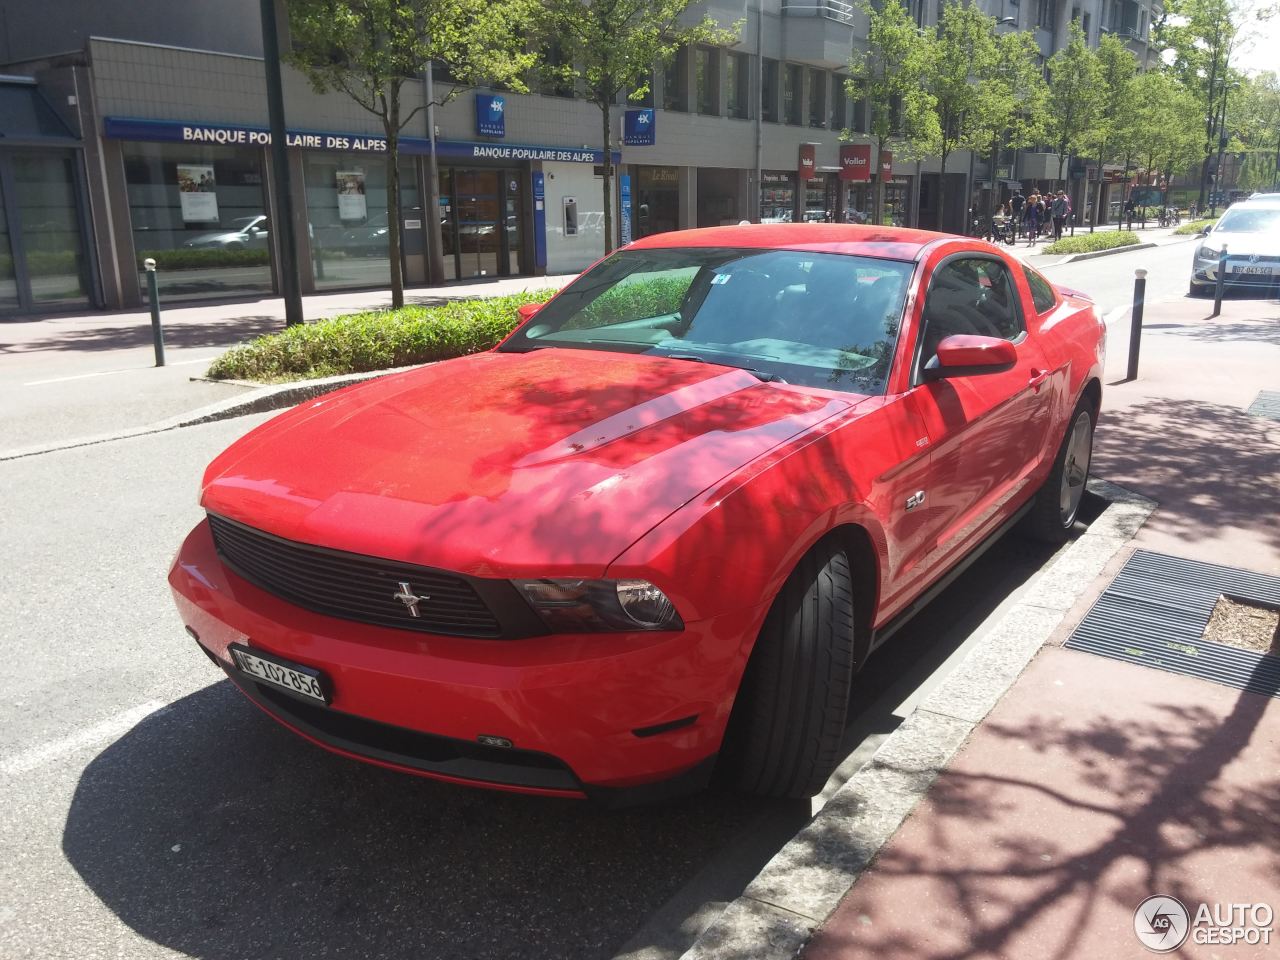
left=923, top=334, right=1017, bottom=380
left=1197, top=227, right=1210, bottom=237
left=516, top=302, right=543, bottom=322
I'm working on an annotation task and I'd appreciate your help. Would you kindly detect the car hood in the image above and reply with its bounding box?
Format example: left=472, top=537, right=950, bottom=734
left=1200, top=231, right=1279, bottom=256
left=202, top=350, right=854, bottom=577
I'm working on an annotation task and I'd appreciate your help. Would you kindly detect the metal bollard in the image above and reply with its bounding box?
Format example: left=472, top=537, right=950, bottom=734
left=1212, top=245, right=1228, bottom=318
left=143, top=258, right=166, bottom=367
left=1126, top=268, right=1147, bottom=381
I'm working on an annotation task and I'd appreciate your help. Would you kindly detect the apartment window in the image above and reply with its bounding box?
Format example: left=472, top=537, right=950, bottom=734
left=808, top=68, right=826, bottom=128
left=830, top=74, right=847, bottom=130
left=696, top=47, right=719, bottom=115
left=726, top=52, right=749, bottom=119
left=631, top=68, right=654, bottom=108
left=913, top=0, right=927, bottom=27
left=663, top=47, right=688, bottom=112
left=784, top=64, right=803, bottom=125
left=538, top=43, right=575, bottom=98
left=762, top=58, right=780, bottom=122
left=851, top=86, right=866, bottom=133
left=1082, top=11, right=1091, bottom=40
left=1037, top=0, right=1055, bottom=28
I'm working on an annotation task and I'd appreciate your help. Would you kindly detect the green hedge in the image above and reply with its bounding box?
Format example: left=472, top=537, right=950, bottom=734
left=565, top=275, right=691, bottom=330
left=208, top=289, right=559, bottom=382
left=1173, top=218, right=1218, bottom=236
left=137, top=248, right=271, bottom=271
left=1041, top=231, right=1141, bottom=256
left=0, top=250, right=81, bottom=277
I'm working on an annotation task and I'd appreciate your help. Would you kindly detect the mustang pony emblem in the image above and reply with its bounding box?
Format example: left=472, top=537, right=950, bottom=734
left=393, top=582, right=428, bottom=617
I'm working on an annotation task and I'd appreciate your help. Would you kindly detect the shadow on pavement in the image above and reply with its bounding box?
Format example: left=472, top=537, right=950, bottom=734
left=0, top=317, right=284, bottom=356
left=61, top=681, right=795, bottom=960
left=1092, top=397, right=1280, bottom=559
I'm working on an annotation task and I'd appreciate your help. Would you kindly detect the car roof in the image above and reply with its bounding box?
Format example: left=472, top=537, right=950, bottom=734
left=624, top=224, right=949, bottom=261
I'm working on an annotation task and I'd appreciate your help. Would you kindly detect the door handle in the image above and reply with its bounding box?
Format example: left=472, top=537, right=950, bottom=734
left=1029, top=368, right=1050, bottom=391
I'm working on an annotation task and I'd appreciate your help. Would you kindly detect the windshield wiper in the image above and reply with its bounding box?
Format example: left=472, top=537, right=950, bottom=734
left=664, top=352, right=785, bottom=383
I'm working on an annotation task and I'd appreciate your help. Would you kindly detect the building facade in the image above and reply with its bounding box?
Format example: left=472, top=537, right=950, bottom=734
left=0, top=0, right=1163, bottom=317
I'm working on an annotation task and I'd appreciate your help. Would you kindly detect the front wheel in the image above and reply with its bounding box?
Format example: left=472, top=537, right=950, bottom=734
left=1022, top=399, right=1095, bottom=543
left=724, top=540, right=857, bottom=799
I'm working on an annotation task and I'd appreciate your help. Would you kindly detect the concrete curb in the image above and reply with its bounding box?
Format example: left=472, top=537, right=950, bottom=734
left=677, top=477, right=1157, bottom=960
left=1061, top=241, right=1155, bottom=263
left=0, top=365, right=422, bottom=462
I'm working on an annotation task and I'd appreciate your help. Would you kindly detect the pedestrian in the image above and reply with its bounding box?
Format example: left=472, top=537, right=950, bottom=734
left=1051, top=189, right=1069, bottom=241
left=1025, top=194, right=1041, bottom=246
left=1010, top=189, right=1025, bottom=237
left=1123, top=195, right=1136, bottom=230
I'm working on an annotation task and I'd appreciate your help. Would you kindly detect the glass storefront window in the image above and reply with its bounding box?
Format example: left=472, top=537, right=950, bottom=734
left=843, top=183, right=872, bottom=223
left=123, top=141, right=270, bottom=302
left=0, top=177, right=16, bottom=309
left=305, top=154, right=419, bottom=291
left=760, top=173, right=795, bottom=223
left=13, top=152, right=90, bottom=306
left=803, top=177, right=832, bottom=222
left=634, top=166, right=680, bottom=238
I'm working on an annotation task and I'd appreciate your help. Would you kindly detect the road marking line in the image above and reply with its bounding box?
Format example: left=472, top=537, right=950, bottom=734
left=24, top=356, right=217, bottom=386
left=1, top=700, right=169, bottom=776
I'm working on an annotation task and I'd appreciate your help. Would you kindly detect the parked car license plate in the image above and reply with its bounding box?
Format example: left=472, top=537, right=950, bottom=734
left=1227, top=263, right=1275, bottom=275
left=229, top=643, right=329, bottom=704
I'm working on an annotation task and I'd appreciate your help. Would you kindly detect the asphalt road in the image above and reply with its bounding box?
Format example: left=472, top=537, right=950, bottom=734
left=1039, top=234, right=1198, bottom=318
left=0, top=247, right=1166, bottom=959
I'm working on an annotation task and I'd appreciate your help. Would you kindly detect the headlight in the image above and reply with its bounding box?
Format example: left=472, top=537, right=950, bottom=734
left=514, top=578, right=683, bottom=633
left=1197, top=244, right=1221, bottom=260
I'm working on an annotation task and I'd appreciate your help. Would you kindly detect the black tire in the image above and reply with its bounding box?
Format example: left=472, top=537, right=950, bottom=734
left=724, top=540, right=857, bottom=799
left=1022, top=398, right=1095, bottom=543
left=1189, top=282, right=1209, bottom=297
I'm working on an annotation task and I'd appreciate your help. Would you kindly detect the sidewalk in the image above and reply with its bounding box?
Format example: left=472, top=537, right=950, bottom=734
left=1003, top=222, right=1194, bottom=269
left=686, top=292, right=1280, bottom=960
left=0, top=274, right=574, bottom=455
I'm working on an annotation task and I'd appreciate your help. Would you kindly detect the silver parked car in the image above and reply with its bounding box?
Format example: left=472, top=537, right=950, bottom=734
left=1190, top=199, right=1280, bottom=296
left=183, top=215, right=270, bottom=250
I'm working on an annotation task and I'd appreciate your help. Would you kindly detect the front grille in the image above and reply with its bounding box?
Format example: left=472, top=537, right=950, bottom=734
left=208, top=513, right=503, bottom=638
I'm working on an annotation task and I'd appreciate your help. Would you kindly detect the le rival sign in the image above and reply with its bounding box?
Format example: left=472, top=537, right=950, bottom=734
left=839, top=144, right=871, bottom=182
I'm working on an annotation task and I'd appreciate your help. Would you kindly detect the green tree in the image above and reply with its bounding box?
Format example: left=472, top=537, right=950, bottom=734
left=1230, top=72, right=1280, bottom=191
left=288, top=0, right=535, bottom=307
left=915, top=2, right=1001, bottom=230
left=846, top=0, right=935, bottom=225
left=1044, top=21, right=1103, bottom=190
left=1117, top=71, right=1200, bottom=216
left=1082, top=34, right=1138, bottom=230
left=536, top=1, right=737, bottom=254
left=1157, top=0, right=1242, bottom=209
left=971, top=27, right=1046, bottom=224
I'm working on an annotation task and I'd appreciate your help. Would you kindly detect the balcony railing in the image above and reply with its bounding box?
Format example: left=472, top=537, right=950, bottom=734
left=781, top=0, right=856, bottom=24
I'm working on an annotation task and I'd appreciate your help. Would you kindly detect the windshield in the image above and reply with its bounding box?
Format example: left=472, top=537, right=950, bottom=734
left=228, top=216, right=263, bottom=231
left=499, top=247, right=914, bottom=395
left=1215, top=207, right=1280, bottom=233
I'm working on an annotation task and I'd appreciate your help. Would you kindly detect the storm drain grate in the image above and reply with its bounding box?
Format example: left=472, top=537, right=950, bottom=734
left=1246, top=390, right=1280, bottom=422
left=1066, top=550, right=1280, bottom=699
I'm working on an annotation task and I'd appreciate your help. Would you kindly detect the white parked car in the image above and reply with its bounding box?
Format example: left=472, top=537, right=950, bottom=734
left=1190, top=199, right=1280, bottom=296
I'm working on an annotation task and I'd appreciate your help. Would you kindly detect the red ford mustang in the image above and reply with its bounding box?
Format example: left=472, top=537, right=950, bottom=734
left=170, top=225, right=1104, bottom=805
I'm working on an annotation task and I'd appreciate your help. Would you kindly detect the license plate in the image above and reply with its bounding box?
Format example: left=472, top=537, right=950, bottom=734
left=229, top=643, right=329, bottom=704
left=1227, top=263, right=1275, bottom=275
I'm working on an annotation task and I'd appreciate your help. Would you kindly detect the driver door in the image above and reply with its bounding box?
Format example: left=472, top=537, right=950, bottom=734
left=906, top=254, right=1054, bottom=568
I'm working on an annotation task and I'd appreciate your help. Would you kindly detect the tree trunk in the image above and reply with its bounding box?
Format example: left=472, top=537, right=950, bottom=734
left=385, top=87, right=404, bottom=309
left=937, top=145, right=951, bottom=233
left=988, top=138, right=999, bottom=225
left=1091, top=151, right=1104, bottom=232
left=874, top=136, right=885, bottom=226
left=600, top=95, right=614, bottom=255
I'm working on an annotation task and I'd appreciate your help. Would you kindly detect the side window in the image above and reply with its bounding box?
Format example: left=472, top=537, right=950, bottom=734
left=1022, top=265, right=1057, bottom=314
left=918, top=257, right=1024, bottom=362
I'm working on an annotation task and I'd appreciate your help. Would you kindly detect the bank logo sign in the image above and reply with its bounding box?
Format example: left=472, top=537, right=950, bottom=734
left=476, top=94, right=506, bottom=138
left=624, top=109, right=655, bottom=146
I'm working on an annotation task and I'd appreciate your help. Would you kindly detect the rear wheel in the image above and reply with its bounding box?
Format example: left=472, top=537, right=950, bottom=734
left=1023, top=399, right=1095, bottom=543
left=725, top=540, right=857, bottom=799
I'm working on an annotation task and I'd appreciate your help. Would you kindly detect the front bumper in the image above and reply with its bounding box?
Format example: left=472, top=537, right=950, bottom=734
left=1191, top=260, right=1280, bottom=289
left=169, top=519, right=764, bottom=801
